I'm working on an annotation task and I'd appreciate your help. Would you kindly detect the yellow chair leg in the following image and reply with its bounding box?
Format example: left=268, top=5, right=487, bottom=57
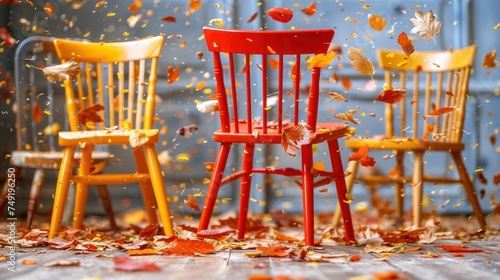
left=133, top=147, right=159, bottom=224
left=144, top=143, right=174, bottom=236
left=394, top=152, right=405, bottom=221
left=412, top=151, right=424, bottom=228
left=49, top=146, right=76, bottom=239
left=72, top=145, right=93, bottom=229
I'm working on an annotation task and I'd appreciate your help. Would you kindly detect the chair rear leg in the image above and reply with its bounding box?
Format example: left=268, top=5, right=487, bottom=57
left=49, top=146, right=76, bottom=239
left=26, top=169, right=44, bottom=230
left=133, top=147, right=159, bottom=224
left=331, top=160, right=358, bottom=228
left=237, top=143, right=255, bottom=240
left=301, top=144, right=315, bottom=246
left=412, top=150, right=424, bottom=228
left=451, top=151, right=486, bottom=230
left=328, top=140, right=355, bottom=243
left=0, top=167, right=21, bottom=216
left=96, top=184, right=118, bottom=231
left=144, top=143, right=174, bottom=236
left=394, top=152, right=405, bottom=222
left=198, top=143, right=232, bottom=232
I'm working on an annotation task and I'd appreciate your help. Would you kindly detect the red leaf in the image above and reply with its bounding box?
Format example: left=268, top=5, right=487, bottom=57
left=348, top=145, right=376, bottom=167
left=33, top=101, right=42, bottom=124
left=113, top=256, right=161, bottom=272
left=256, top=245, right=289, bottom=257
left=184, top=195, right=200, bottom=211
left=247, top=12, right=259, bottom=23
left=301, top=2, right=316, bottom=16
left=167, top=66, right=180, bottom=85
left=397, top=32, right=415, bottom=61
left=265, top=7, right=293, bottom=23
left=162, top=16, right=176, bottom=22
left=160, top=239, right=215, bottom=256
left=422, top=107, right=455, bottom=120
left=139, top=224, right=159, bottom=240
left=434, top=244, right=485, bottom=253
left=197, top=227, right=235, bottom=238
left=376, top=89, right=406, bottom=104
left=78, top=104, right=105, bottom=126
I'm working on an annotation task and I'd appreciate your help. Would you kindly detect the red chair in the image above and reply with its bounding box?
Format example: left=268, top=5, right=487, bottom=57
left=197, top=27, right=355, bottom=246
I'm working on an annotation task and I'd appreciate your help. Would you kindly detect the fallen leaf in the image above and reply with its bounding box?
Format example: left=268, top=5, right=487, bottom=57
left=305, top=51, right=336, bottom=70
left=126, top=249, right=158, bottom=256
left=129, top=130, right=149, bottom=148
left=422, top=107, right=455, bottom=120
left=265, top=7, right=293, bottom=23
left=43, top=260, right=81, bottom=267
left=367, top=14, right=387, bottom=31
left=255, top=245, right=289, bottom=257
left=410, top=10, right=442, bottom=42
left=196, top=227, right=235, bottom=239
left=434, top=244, right=485, bottom=253
left=281, top=124, right=315, bottom=157
left=376, top=89, right=406, bottom=104
left=397, top=32, right=415, bottom=61
left=347, top=47, right=375, bottom=76
left=113, top=256, right=161, bottom=271
left=160, top=239, right=215, bottom=256
left=139, top=224, right=159, bottom=240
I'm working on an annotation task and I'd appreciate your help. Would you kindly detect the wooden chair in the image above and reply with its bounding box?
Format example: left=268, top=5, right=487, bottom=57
left=197, top=27, right=356, bottom=246
left=0, top=36, right=116, bottom=230
left=332, top=45, right=486, bottom=230
left=48, top=36, right=174, bottom=239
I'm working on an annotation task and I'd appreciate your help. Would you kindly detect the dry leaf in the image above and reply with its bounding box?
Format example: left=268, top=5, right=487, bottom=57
left=160, top=239, right=215, bottom=256
left=162, top=16, right=176, bottom=22
left=31, top=59, right=81, bottom=84
left=328, top=89, right=348, bottom=102
left=139, top=224, right=159, bottom=240
left=78, top=104, right=105, bottom=126
left=281, top=124, right=315, bottom=157
left=376, top=89, right=406, bottom=104
left=482, top=50, right=498, bottom=68
left=397, top=32, right=415, bottom=61
left=334, top=112, right=359, bottom=125
left=33, top=101, right=42, bottom=124
left=367, top=14, right=387, bottom=31
left=341, top=76, right=352, bottom=90
left=167, top=66, right=180, bottom=85
left=176, top=124, right=199, bottom=137
left=347, top=47, right=375, bottom=76
left=305, top=51, right=336, bottom=70
left=129, top=130, right=149, bottom=148
left=410, top=10, right=442, bottom=43
left=422, top=107, right=455, bottom=120
left=247, top=12, right=259, bottom=23
left=196, top=227, right=235, bottom=239
left=255, top=245, right=289, bottom=257
left=114, top=256, right=161, bottom=271
left=265, top=7, right=293, bottom=23
left=301, top=2, right=316, bottom=16
left=184, top=195, right=200, bottom=211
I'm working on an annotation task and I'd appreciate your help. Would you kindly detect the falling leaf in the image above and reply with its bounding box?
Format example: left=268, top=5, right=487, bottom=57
left=397, top=32, right=415, bottom=62
left=306, top=51, right=336, bottom=70
left=114, top=256, right=161, bottom=271
left=367, top=14, right=387, bottom=31
left=281, top=124, right=315, bottom=157
left=44, top=3, right=54, bottom=17
left=33, top=101, right=42, bottom=124
left=422, top=107, right=455, bottom=120
left=348, top=145, right=376, bottom=167
left=482, top=50, right=498, bottom=68
left=184, top=195, right=200, bottom=211
left=78, top=104, right=105, bottom=126
left=477, top=171, right=488, bottom=185
left=176, top=124, right=199, bottom=137
left=269, top=58, right=280, bottom=69
left=347, top=47, right=375, bottom=76
left=341, top=76, right=352, bottom=90
left=376, top=89, right=406, bottom=104
left=209, top=18, right=224, bottom=27
left=160, top=239, right=215, bottom=256
left=301, top=2, right=316, bottom=16
left=30, top=59, right=81, bottom=84
left=265, top=7, right=293, bottom=23
left=247, top=12, right=259, bottom=23
left=334, top=112, right=359, bottom=125
left=188, top=0, right=202, bottom=13
left=167, top=66, right=180, bottom=85
left=328, top=90, right=348, bottom=102
left=95, top=0, right=105, bottom=7
left=196, top=100, right=219, bottom=113
left=493, top=172, right=500, bottom=185
left=139, top=224, right=159, bottom=240
left=162, top=16, right=176, bottom=22
left=410, top=10, right=442, bottom=42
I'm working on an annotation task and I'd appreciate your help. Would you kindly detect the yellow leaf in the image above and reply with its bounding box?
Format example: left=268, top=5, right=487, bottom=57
left=347, top=47, right=374, bottom=76
left=209, top=18, right=224, bottom=27
left=367, top=14, right=387, bottom=31
left=305, top=51, right=336, bottom=70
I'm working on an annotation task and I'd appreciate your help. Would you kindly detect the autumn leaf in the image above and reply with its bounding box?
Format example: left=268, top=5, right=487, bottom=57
left=347, top=47, right=375, bottom=76
left=78, top=104, right=105, bottom=126
left=334, top=112, right=359, bottom=125
left=129, top=130, right=149, bottom=148
left=423, top=107, right=455, bottom=120
left=162, top=16, right=176, bottom=22
left=301, top=2, right=316, bottom=16
left=126, top=248, right=158, bottom=256
left=281, top=124, right=315, bottom=157
left=341, top=76, right=352, bottom=90
left=44, top=3, right=54, bottom=17
left=255, top=245, right=289, bottom=257
left=348, top=145, right=376, bottom=167
left=247, top=12, right=259, bottom=23
left=197, top=227, right=235, bottom=239
left=114, top=256, right=161, bottom=272
left=188, top=0, right=202, bottom=13
left=139, top=224, right=159, bottom=240
left=434, top=244, right=485, bottom=253
left=265, top=7, right=293, bottom=23
left=184, top=195, right=200, bottom=211
left=410, top=10, right=442, bottom=43
left=328, top=90, right=348, bottom=102
left=397, top=32, right=415, bottom=61
left=482, top=50, right=498, bottom=68
left=176, top=124, right=199, bottom=137
left=167, top=65, right=180, bottom=85
left=160, top=239, right=215, bottom=256
left=33, top=101, right=42, bottom=124
left=376, top=89, right=406, bottom=104
left=30, top=59, right=81, bottom=84
left=367, top=14, right=387, bottom=31
left=43, top=260, right=81, bottom=267
left=305, top=51, right=336, bottom=70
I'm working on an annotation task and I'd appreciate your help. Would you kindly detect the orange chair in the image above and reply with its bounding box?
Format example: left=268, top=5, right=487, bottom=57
left=332, top=45, right=486, bottom=230
left=197, top=27, right=355, bottom=246
left=0, top=36, right=116, bottom=230
left=48, top=36, right=174, bottom=239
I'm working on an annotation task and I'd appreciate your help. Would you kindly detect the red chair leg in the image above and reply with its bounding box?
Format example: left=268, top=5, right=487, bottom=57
left=328, top=140, right=355, bottom=243
left=198, top=143, right=232, bottom=231
left=301, top=144, right=315, bottom=246
left=237, top=143, right=255, bottom=240
left=26, top=169, right=44, bottom=230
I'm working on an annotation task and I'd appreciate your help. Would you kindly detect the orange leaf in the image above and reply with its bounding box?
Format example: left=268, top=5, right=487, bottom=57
left=376, top=89, right=406, bottom=104
left=328, top=90, right=348, bottom=102
left=269, top=58, right=279, bottom=69
left=162, top=16, right=176, bottom=22
left=114, top=256, right=161, bottom=272
left=256, top=245, right=289, bottom=257
left=78, top=104, right=105, bottom=126
left=265, top=7, right=293, bottom=23
left=348, top=145, right=376, bottom=167
left=196, top=227, right=235, bottom=239
left=126, top=248, right=158, bottom=256
left=160, top=239, right=215, bottom=256
left=275, top=231, right=300, bottom=242
left=301, top=2, right=316, bottom=16
left=139, top=224, right=159, bottom=240
left=367, top=14, right=387, bottom=31
left=184, top=195, right=200, bottom=211
left=95, top=0, right=105, bottom=8
left=33, top=101, right=42, bottom=124
left=44, top=3, right=54, bottom=17
left=482, top=50, right=498, bottom=68
left=397, top=32, right=415, bottom=61
left=129, top=3, right=139, bottom=13
left=422, top=107, right=455, bottom=120
left=306, top=51, right=336, bottom=70
left=341, top=76, right=352, bottom=90
left=247, top=12, right=259, bottom=23
left=281, top=124, right=315, bottom=157
left=167, top=66, right=180, bottom=85
left=434, top=244, right=485, bottom=253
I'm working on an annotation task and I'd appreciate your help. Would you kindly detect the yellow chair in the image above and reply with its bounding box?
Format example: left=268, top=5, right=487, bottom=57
left=48, top=36, right=174, bottom=239
left=0, top=36, right=116, bottom=230
left=332, top=45, right=486, bottom=230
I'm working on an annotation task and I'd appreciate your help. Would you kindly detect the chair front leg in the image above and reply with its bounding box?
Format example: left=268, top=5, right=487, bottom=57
left=133, top=147, right=159, bottom=224
left=301, top=144, right=315, bottom=246
left=237, top=143, right=255, bottom=240
left=412, top=150, right=424, bottom=228
left=72, top=144, right=93, bottom=229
